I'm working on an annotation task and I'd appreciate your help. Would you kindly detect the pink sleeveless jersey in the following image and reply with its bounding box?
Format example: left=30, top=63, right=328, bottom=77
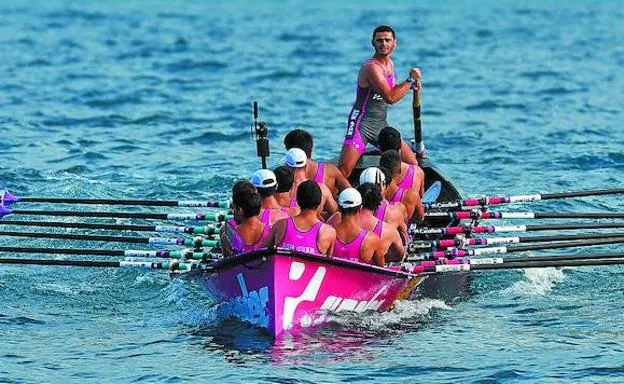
left=259, top=209, right=273, bottom=226
left=313, top=163, right=326, bottom=184
left=397, top=164, right=416, bottom=190
left=372, top=218, right=384, bottom=238
left=375, top=200, right=389, bottom=221
left=229, top=222, right=270, bottom=255
left=389, top=188, right=405, bottom=204
left=278, top=217, right=322, bottom=255
left=332, top=229, right=368, bottom=262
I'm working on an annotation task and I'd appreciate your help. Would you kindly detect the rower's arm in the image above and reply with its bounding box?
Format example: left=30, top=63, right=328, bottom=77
left=364, top=64, right=414, bottom=105
left=321, top=184, right=338, bottom=214
left=329, top=164, right=351, bottom=192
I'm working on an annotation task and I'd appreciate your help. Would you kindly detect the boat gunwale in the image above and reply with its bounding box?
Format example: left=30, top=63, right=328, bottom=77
left=186, top=247, right=417, bottom=279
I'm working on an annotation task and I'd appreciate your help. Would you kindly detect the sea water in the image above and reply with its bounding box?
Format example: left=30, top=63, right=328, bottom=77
left=1, top=0, right=624, bottom=382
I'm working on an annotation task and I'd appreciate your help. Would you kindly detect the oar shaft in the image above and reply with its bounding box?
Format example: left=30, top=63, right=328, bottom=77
left=0, top=257, right=199, bottom=270
left=426, top=211, right=624, bottom=220
left=409, top=222, right=624, bottom=238
left=428, top=231, right=624, bottom=249
left=0, top=220, right=220, bottom=235
left=424, top=187, right=624, bottom=210
left=1, top=190, right=228, bottom=208
left=0, top=246, right=212, bottom=260
left=1, top=207, right=231, bottom=222
left=0, top=230, right=219, bottom=247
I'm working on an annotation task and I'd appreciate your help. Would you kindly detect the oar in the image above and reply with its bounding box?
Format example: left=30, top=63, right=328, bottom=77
left=0, top=206, right=232, bottom=222
left=0, top=219, right=221, bottom=235
left=0, top=257, right=206, bottom=271
left=426, top=210, right=624, bottom=220
left=412, top=82, right=426, bottom=158
left=0, top=230, right=219, bottom=248
left=1, top=189, right=229, bottom=208
left=408, top=237, right=624, bottom=260
left=409, top=222, right=624, bottom=238
left=424, top=187, right=624, bottom=211
left=0, top=245, right=213, bottom=260
left=409, top=231, right=624, bottom=251
left=402, top=252, right=624, bottom=274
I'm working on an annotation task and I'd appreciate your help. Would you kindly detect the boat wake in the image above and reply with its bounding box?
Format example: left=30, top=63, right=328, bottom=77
left=503, top=267, right=566, bottom=296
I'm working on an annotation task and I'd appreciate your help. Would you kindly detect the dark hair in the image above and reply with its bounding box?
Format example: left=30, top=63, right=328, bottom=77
left=378, top=166, right=392, bottom=187
left=232, top=180, right=256, bottom=202
left=296, top=180, right=321, bottom=210
left=274, top=165, right=294, bottom=193
left=379, top=150, right=401, bottom=176
left=357, top=183, right=382, bottom=211
left=233, top=188, right=262, bottom=218
left=378, top=126, right=401, bottom=152
left=339, top=206, right=360, bottom=216
left=372, top=25, right=396, bottom=40
left=284, top=129, right=314, bottom=159
left=257, top=186, right=277, bottom=198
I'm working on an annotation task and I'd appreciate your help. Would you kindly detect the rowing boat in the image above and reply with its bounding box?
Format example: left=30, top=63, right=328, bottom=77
left=185, top=149, right=462, bottom=338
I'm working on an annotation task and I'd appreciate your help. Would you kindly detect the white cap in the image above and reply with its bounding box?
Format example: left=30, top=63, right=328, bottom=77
left=359, top=167, right=385, bottom=186
left=283, top=148, right=307, bottom=168
left=250, top=169, right=277, bottom=189
left=338, top=188, right=362, bottom=209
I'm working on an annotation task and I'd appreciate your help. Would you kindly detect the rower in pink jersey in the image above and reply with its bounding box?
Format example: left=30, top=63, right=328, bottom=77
left=380, top=150, right=424, bottom=223
left=331, top=188, right=383, bottom=266
left=273, top=165, right=300, bottom=216
left=265, top=180, right=336, bottom=256
left=283, top=129, right=350, bottom=196
left=378, top=126, right=425, bottom=197
left=220, top=185, right=270, bottom=257
left=283, top=148, right=337, bottom=217
left=338, top=25, right=422, bottom=178
left=327, top=183, right=404, bottom=262
left=360, top=166, right=409, bottom=241
left=250, top=169, right=290, bottom=225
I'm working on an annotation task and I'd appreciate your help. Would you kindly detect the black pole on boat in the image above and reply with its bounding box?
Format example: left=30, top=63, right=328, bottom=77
left=251, top=101, right=270, bottom=169
left=412, top=82, right=426, bottom=159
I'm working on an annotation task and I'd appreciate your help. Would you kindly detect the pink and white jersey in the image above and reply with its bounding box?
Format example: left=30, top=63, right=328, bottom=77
left=278, top=217, right=322, bottom=255
left=332, top=229, right=368, bottom=263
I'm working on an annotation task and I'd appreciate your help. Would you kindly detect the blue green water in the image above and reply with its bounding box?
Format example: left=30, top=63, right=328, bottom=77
left=1, top=0, right=624, bottom=382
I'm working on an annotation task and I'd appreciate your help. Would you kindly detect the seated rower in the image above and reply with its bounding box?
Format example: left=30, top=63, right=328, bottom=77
left=283, top=129, right=350, bottom=196
left=380, top=150, right=424, bottom=222
left=250, top=169, right=290, bottom=225
left=284, top=148, right=337, bottom=216
left=265, top=180, right=336, bottom=255
left=273, top=165, right=300, bottom=216
left=357, top=183, right=405, bottom=262
left=327, top=183, right=404, bottom=262
left=220, top=187, right=270, bottom=257
left=378, top=126, right=425, bottom=197
left=331, top=188, right=384, bottom=266
left=360, top=166, right=408, bottom=240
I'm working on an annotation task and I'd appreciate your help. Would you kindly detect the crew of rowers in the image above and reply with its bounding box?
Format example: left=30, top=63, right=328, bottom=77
left=220, top=127, right=426, bottom=266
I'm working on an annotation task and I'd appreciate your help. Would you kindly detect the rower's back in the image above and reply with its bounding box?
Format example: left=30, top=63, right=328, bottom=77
left=331, top=188, right=383, bottom=266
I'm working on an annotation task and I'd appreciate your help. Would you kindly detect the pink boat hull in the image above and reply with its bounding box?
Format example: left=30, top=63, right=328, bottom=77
left=189, top=250, right=425, bottom=337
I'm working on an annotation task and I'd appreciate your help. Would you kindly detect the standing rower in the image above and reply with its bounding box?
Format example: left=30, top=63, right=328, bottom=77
left=283, top=129, right=350, bottom=196
left=338, top=25, right=422, bottom=177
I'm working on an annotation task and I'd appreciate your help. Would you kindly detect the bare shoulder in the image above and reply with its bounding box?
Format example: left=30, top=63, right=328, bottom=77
left=320, top=223, right=337, bottom=238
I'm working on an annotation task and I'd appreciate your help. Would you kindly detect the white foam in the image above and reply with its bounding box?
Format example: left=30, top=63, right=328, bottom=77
left=504, top=267, right=566, bottom=296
